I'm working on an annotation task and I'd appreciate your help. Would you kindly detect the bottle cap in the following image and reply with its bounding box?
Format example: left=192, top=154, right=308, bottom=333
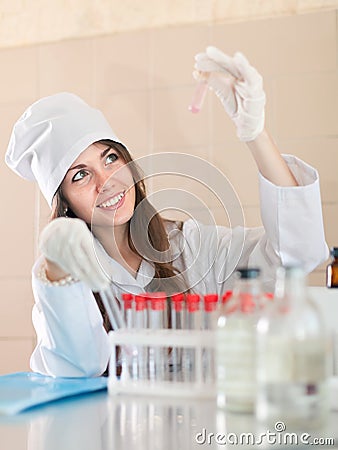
left=236, top=268, right=260, bottom=279
left=149, top=292, right=166, bottom=311
left=171, top=293, right=185, bottom=312
left=330, top=247, right=338, bottom=258
left=221, top=290, right=233, bottom=304
left=135, top=294, right=147, bottom=311
left=186, top=294, right=200, bottom=312
left=121, top=293, right=133, bottom=310
left=203, top=294, right=218, bottom=312
left=203, top=294, right=218, bottom=303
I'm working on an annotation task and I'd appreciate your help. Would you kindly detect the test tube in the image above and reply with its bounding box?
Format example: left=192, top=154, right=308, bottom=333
left=149, top=292, right=166, bottom=381
left=222, top=290, right=233, bottom=305
left=134, top=294, right=148, bottom=329
left=183, top=294, right=201, bottom=382
left=221, top=290, right=236, bottom=314
left=202, top=294, right=218, bottom=383
left=121, top=293, right=135, bottom=379
left=203, top=294, right=218, bottom=330
left=135, top=294, right=148, bottom=380
left=170, top=293, right=185, bottom=380
left=188, top=80, right=208, bottom=113
left=99, top=287, right=126, bottom=330
left=122, top=293, right=133, bottom=328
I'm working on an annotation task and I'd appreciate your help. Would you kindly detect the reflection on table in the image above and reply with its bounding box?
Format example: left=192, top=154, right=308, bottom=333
left=1, top=389, right=337, bottom=450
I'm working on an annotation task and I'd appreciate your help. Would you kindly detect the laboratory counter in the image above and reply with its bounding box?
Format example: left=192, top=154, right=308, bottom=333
left=1, top=287, right=338, bottom=450
left=1, top=387, right=338, bottom=450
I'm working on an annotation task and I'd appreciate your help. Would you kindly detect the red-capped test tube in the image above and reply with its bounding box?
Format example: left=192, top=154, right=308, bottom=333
left=203, top=294, right=218, bottom=330
left=203, top=294, right=218, bottom=383
left=120, top=293, right=134, bottom=379
left=171, top=293, right=185, bottom=330
left=222, top=290, right=233, bottom=305
left=134, top=294, right=148, bottom=329
left=149, top=292, right=167, bottom=381
left=184, top=294, right=201, bottom=382
left=134, top=294, right=148, bottom=380
left=171, top=293, right=185, bottom=380
left=122, top=293, right=133, bottom=328
left=185, top=294, right=201, bottom=330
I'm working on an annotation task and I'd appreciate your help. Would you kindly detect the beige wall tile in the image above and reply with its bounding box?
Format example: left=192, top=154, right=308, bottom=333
left=211, top=140, right=260, bottom=207
left=1, top=0, right=336, bottom=48
left=152, top=86, right=210, bottom=149
left=308, top=270, right=326, bottom=287
left=277, top=138, right=338, bottom=204
left=322, top=203, right=338, bottom=249
left=211, top=11, right=336, bottom=76
left=0, top=279, right=34, bottom=338
left=194, top=0, right=214, bottom=22
left=243, top=206, right=262, bottom=228
left=94, top=31, right=150, bottom=95
left=211, top=96, right=238, bottom=144
left=38, top=192, right=52, bottom=240
left=38, top=39, right=94, bottom=100
left=0, top=47, right=38, bottom=104
left=97, top=91, right=150, bottom=154
left=0, top=339, right=33, bottom=374
left=0, top=103, right=36, bottom=277
left=0, top=164, right=35, bottom=277
left=151, top=24, right=210, bottom=88
left=273, top=72, right=338, bottom=139
left=0, top=102, right=32, bottom=159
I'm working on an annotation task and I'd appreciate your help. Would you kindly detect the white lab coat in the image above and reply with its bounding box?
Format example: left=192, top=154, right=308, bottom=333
left=30, top=155, right=328, bottom=377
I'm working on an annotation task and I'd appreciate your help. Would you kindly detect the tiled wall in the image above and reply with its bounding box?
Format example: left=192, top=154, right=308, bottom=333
left=1, top=0, right=337, bottom=48
left=0, top=10, right=337, bottom=373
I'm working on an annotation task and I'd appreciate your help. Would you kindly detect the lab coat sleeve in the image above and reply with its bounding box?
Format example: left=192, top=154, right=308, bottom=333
left=30, top=258, right=110, bottom=377
left=180, top=155, right=328, bottom=293
left=257, top=154, right=328, bottom=273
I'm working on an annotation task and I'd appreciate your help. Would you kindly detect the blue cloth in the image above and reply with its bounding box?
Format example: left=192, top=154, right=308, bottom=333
left=0, top=372, right=107, bottom=415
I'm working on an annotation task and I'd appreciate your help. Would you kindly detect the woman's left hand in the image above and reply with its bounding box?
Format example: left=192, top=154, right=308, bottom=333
left=194, top=46, right=266, bottom=142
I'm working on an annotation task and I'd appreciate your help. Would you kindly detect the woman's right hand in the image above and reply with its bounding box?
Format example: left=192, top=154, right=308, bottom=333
left=39, top=217, right=110, bottom=291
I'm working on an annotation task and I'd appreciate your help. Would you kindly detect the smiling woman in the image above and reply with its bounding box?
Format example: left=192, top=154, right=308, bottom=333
left=4, top=46, right=328, bottom=377
left=59, top=142, right=136, bottom=227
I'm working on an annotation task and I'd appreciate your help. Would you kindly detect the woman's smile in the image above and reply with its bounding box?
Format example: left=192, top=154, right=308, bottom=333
left=96, top=190, right=126, bottom=210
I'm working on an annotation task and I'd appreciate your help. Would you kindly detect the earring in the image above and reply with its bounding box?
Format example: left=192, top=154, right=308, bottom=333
left=63, top=207, right=68, bottom=217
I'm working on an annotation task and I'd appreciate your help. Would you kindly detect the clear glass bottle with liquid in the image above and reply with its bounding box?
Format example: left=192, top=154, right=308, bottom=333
left=326, top=247, right=338, bottom=288
left=256, top=266, right=329, bottom=429
left=217, top=268, right=263, bottom=412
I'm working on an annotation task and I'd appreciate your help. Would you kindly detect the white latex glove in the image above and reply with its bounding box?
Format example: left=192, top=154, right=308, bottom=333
left=194, top=46, right=266, bottom=141
left=39, top=217, right=110, bottom=291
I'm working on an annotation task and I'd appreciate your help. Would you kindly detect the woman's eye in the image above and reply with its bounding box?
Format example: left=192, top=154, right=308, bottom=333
left=72, top=170, right=88, bottom=182
left=106, top=153, right=118, bottom=165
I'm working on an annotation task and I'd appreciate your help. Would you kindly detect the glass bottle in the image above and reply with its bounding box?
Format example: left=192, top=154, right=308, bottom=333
left=256, top=266, right=329, bottom=429
left=216, top=268, right=263, bottom=412
left=326, top=247, right=338, bottom=288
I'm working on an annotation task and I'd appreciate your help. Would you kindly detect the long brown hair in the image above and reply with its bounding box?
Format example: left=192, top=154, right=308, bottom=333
left=51, top=139, right=187, bottom=331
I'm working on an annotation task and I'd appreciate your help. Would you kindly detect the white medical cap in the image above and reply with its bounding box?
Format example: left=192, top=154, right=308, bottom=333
left=5, top=92, right=121, bottom=206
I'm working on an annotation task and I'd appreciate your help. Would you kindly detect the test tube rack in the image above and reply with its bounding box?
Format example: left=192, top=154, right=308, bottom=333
left=108, top=328, right=216, bottom=399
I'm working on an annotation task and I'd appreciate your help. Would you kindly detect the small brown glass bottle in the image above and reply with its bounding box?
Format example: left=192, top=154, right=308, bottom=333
left=326, top=247, right=338, bottom=288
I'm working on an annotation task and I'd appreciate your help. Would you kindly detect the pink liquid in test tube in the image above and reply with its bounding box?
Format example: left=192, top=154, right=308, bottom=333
left=188, top=80, right=208, bottom=113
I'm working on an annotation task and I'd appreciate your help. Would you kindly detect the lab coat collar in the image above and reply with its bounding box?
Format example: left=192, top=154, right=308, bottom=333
left=93, top=237, right=155, bottom=289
